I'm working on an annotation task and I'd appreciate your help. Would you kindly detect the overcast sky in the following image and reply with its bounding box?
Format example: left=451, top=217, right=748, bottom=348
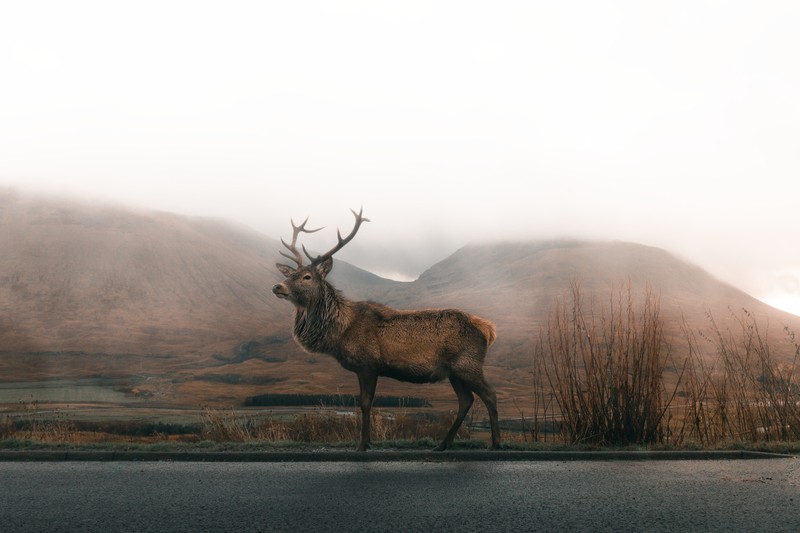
left=1, top=1, right=799, bottom=314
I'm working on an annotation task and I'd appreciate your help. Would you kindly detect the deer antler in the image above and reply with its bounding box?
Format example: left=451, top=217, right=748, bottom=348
left=280, top=217, right=323, bottom=267
left=308, top=207, right=370, bottom=266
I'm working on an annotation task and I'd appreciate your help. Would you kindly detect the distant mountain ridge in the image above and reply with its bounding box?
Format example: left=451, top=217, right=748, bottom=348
left=1, top=190, right=798, bottom=408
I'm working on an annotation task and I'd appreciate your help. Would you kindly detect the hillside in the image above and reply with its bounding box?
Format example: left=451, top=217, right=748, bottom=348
left=0, top=191, right=407, bottom=404
left=386, top=239, right=800, bottom=352
left=1, top=190, right=799, bottom=412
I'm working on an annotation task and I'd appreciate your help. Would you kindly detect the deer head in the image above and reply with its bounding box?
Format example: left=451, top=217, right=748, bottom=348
left=272, top=208, right=369, bottom=306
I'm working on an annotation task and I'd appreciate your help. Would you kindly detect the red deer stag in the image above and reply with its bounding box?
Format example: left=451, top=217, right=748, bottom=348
left=272, top=208, right=501, bottom=451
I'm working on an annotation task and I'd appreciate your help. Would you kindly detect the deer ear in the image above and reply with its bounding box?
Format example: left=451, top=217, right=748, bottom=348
left=317, top=257, right=333, bottom=278
left=276, top=263, right=296, bottom=278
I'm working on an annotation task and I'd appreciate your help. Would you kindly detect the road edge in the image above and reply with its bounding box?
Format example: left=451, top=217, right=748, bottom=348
left=0, top=450, right=795, bottom=462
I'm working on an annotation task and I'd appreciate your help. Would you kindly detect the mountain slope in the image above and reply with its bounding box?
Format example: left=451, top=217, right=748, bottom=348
left=0, top=191, right=278, bottom=356
left=386, top=240, right=800, bottom=366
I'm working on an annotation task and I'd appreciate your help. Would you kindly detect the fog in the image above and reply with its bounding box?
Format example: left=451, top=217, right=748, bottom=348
left=2, top=2, right=799, bottom=313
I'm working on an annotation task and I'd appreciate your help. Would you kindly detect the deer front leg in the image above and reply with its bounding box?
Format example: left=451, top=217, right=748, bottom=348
left=356, top=372, right=378, bottom=452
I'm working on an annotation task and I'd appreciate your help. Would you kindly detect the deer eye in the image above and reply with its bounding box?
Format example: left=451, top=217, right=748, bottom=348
left=303, top=274, right=312, bottom=280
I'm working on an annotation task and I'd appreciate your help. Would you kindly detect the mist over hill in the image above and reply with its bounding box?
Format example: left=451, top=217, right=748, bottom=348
left=1, top=190, right=798, bottom=408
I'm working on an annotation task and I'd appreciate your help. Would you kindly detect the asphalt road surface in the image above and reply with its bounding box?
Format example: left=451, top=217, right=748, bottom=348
left=2, top=458, right=799, bottom=532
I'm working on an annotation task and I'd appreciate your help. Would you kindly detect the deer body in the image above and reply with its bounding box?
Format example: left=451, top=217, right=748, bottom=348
left=273, top=209, right=501, bottom=451
left=294, top=297, right=492, bottom=384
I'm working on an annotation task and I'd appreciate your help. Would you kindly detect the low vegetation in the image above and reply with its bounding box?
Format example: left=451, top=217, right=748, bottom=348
left=675, top=309, right=800, bottom=445
left=0, top=403, right=470, bottom=449
left=1, top=399, right=77, bottom=443
left=199, top=407, right=464, bottom=444
left=530, top=282, right=800, bottom=448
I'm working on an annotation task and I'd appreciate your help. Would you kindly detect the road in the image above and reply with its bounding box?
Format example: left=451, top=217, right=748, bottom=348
left=2, top=458, right=799, bottom=532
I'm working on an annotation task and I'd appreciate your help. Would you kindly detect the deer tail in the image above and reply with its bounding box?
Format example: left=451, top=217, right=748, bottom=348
left=470, top=316, right=497, bottom=347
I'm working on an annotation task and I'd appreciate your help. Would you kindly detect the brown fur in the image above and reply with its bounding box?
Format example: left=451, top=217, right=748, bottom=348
left=273, top=258, right=501, bottom=451
left=469, top=316, right=497, bottom=347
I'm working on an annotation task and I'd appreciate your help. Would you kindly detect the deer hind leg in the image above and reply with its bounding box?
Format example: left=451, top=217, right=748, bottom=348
left=435, top=376, right=475, bottom=451
left=357, top=372, right=378, bottom=452
left=472, top=378, right=501, bottom=450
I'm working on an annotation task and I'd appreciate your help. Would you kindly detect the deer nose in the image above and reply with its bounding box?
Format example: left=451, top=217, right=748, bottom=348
left=272, top=283, right=289, bottom=299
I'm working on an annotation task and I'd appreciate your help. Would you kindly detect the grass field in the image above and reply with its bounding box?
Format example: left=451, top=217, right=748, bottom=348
left=0, top=380, right=140, bottom=405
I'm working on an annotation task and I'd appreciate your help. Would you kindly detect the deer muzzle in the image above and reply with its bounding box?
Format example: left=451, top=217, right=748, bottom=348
left=272, top=283, right=290, bottom=299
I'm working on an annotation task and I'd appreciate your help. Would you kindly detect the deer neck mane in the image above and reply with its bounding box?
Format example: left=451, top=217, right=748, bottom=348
left=293, top=281, right=351, bottom=353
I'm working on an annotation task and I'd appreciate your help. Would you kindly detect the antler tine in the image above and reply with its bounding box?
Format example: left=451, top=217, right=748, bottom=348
left=280, top=217, right=323, bottom=266
left=309, top=207, right=370, bottom=266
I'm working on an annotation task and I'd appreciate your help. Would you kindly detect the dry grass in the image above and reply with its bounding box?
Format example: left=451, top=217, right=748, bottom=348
left=198, top=406, right=469, bottom=445
left=0, top=399, right=473, bottom=447
left=2, top=399, right=78, bottom=443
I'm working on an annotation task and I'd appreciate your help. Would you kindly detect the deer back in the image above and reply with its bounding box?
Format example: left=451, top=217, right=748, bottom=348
left=333, top=303, right=495, bottom=382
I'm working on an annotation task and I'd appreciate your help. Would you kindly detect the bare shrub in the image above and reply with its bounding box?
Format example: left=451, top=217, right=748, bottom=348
left=538, top=282, right=679, bottom=445
left=675, top=310, right=800, bottom=445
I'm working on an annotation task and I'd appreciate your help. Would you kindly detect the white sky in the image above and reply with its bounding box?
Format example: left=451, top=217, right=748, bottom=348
left=1, top=1, right=800, bottom=314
